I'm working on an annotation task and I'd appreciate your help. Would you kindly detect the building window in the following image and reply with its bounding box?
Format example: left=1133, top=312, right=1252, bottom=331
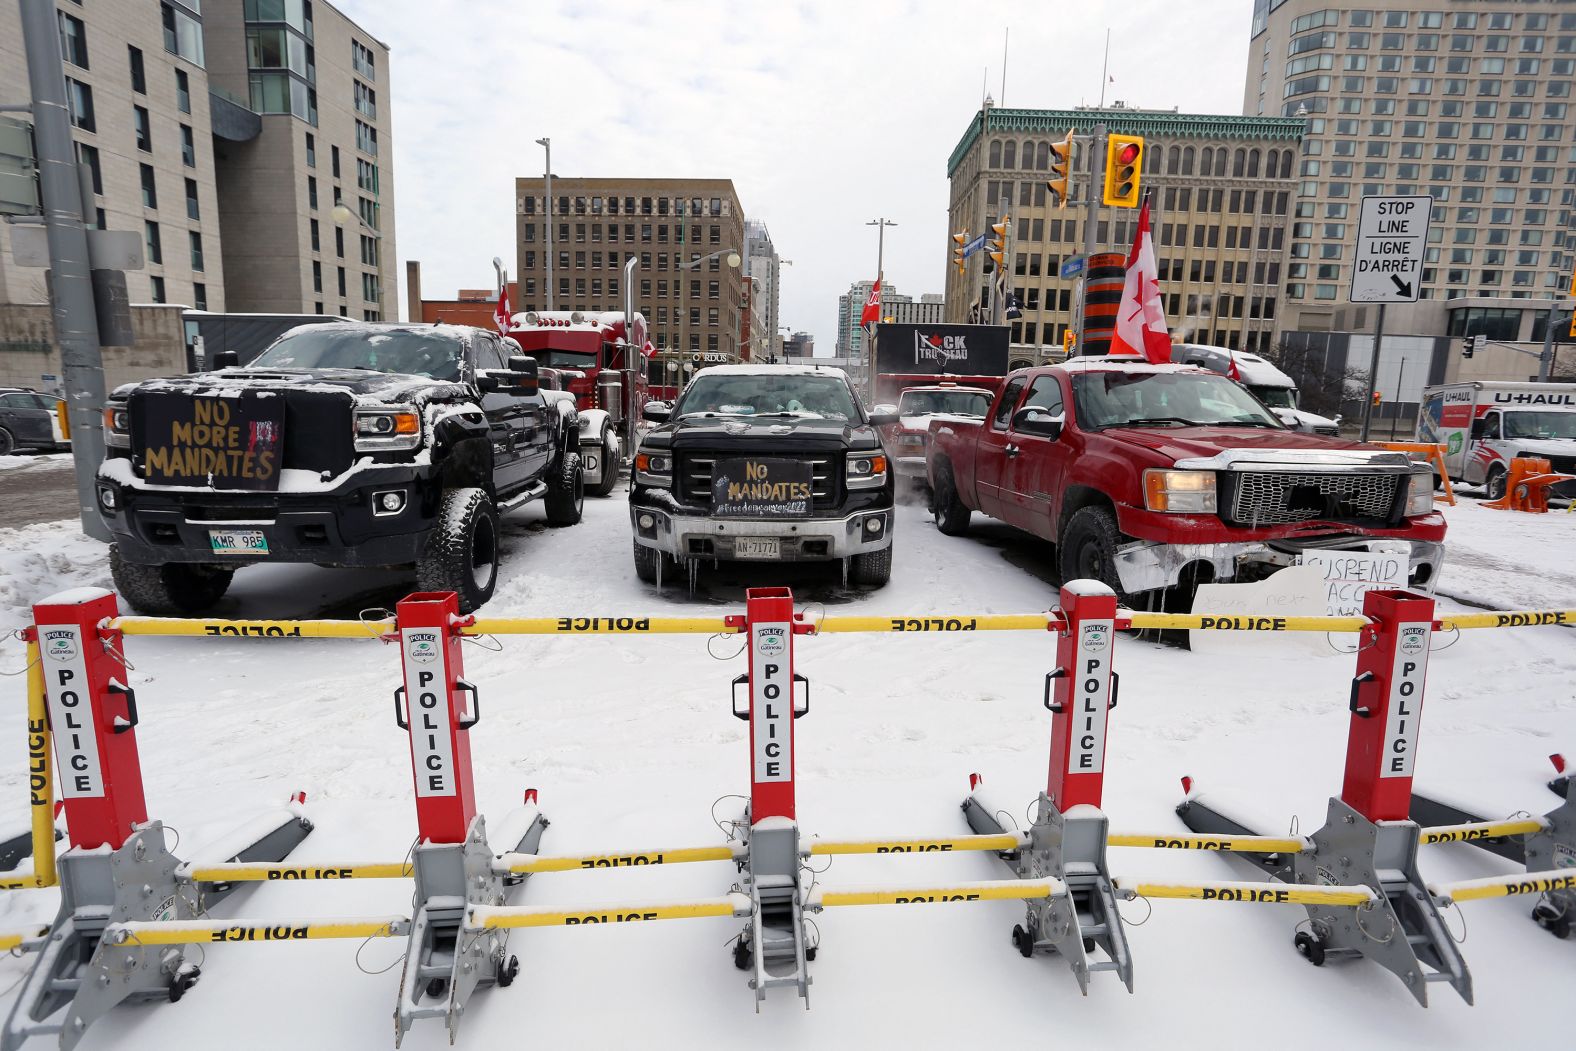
left=189, top=231, right=204, bottom=271
left=312, top=260, right=322, bottom=292
left=359, top=234, right=378, bottom=267
left=305, top=132, right=315, bottom=167
left=352, top=40, right=376, bottom=79
left=362, top=273, right=379, bottom=301
left=185, top=177, right=199, bottom=220
left=145, top=221, right=162, bottom=265
left=65, top=79, right=94, bottom=132
left=354, top=82, right=376, bottom=119
left=249, top=73, right=317, bottom=123
left=307, top=176, right=318, bottom=209
left=337, top=267, right=346, bottom=297
left=75, top=143, right=101, bottom=195
left=331, top=145, right=340, bottom=178
left=358, top=196, right=378, bottom=229
left=193, top=282, right=207, bottom=310
left=150, top=276, right=166, bottom=303
left=180, top=124, right=195, bottom=166
left=175, top=69, right=190, bottom=113
left=133, top=105, right=151, bottom=150
left=140, top=164, right=157, bottom=208
left=356, top=159, right=377, bottom=194
left=335, top=225, right=344, bottom=257
left=58, top=11, right=89, bottom=68
left=128, top=46, right=146, bottom=92
left=161, top=2, right=204, bottom=66
left=356, top=120, right=377, bottom=155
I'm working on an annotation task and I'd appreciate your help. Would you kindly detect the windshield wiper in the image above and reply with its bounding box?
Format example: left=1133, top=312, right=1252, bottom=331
left=1119, top=417, right=1206, bottom=428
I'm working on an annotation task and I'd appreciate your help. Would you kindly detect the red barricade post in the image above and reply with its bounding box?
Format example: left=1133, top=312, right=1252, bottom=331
left=1340, top=589, right=1436, bottom=822
left=32, top=588, right=146, bottom=850
left=396, top=592, right=477, bottom=843
left=743, top=587, right=801, bottom=824
left=1045, top=581, right=1118, bottom=812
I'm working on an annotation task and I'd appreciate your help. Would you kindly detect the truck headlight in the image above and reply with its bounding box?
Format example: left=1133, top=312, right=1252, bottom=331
left=1406, top=469, right=1435, bottom=516
left=847, top=452, right=888, bottom=489
left=635, top=451, right=671, bottom=488
left=1143, top=469, right=1217, bottom=513
left=354, top=409, right=421, bottom=451
left=103, top=406, right=130, bottom=448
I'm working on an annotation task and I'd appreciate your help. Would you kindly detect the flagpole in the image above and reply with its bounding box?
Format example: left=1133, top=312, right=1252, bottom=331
left=865, top=217, right=897, bottom=402
left=1098, top=29, right=1111, bottom=108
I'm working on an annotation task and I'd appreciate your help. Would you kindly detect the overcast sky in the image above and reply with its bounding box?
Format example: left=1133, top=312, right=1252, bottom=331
left=342, top=0, right=1253, bottom=350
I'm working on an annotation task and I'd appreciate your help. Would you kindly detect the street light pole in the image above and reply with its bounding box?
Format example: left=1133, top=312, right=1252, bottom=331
left=535, top=137, right=554, bottom=311
left=678, top=248, right=741, bottom=368
left=865, top=218, right=897, bottom=402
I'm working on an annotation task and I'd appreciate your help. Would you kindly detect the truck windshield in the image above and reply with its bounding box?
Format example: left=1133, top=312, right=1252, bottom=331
left=251, top=329, right=464, bottom=381
left=678, top=372, right=859, bottom=421
left=1248, top=385, right=1297, bottom=410
left=899, top=390, right=992, bottom=417
left=535, top=349, right=598, bottom=368
left=1503, top=411, right=1576, bottom=440
left=1072, top=371, right=1284, bottom=430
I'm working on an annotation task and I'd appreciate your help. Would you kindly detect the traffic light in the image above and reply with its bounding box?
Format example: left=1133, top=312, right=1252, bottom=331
left=987, top=216, right=1009, bottom=272
left=1063, top=328, right=1076, bottom=353
left=952, top=231, right=968, bottom=274
left=1103, top=133, right=1144, bottom=208
left=1372, top=391, right=1383, bottom=408
left=1047, top=129, right=1074, bottom=209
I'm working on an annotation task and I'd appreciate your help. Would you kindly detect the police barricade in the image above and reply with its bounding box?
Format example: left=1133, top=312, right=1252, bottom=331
left=5, top=586, right=1575, bottom=1045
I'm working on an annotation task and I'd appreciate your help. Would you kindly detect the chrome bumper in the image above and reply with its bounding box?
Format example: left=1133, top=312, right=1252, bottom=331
left=892, top=455, right=927, bottom=479
left=1113, top=538, right=1446, bottom=595
left=578, top=433, right=620, bottom=486
left=630, top=505, right=893, bottom=561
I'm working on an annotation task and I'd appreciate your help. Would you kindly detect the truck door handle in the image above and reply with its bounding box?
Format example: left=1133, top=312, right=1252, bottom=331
left=1005, top=444, right=1020, bottom=458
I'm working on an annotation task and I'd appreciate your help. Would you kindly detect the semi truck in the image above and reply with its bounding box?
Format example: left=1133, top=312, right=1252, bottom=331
left=1418, top=380, right=1576, bottom=498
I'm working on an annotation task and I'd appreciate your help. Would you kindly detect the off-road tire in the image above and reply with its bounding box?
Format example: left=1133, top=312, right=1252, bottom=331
left=110, top=545, right=234, bottom=615
left=632, top=539, right=672, bottom=585
left=931, top=461, right=971, bottom=536
left=416, top=487, right=500, bottom=613
left=591, top=427, right=619, bottom=497
left=1058, top=505, right=1131, bottom=602
left=545, top=451, right=584, bottom=526
left=849, top=543, right=893, bottom=587
left=1485, top=464, right=1508, bottom=501
left=0, top=427, right=14, bottom=456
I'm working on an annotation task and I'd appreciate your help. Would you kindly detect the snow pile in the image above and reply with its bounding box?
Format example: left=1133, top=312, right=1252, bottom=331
left=0, top=454, right=71, bottom=473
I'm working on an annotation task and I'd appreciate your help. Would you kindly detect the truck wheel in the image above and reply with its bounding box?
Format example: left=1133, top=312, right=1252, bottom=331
left=632, top=539, right=673, bottom=585
left=545, top=451, right=584, bottom=526
left=591, top=427, right=619, bottom=498
left=931, top=462, right=971, bottom=536
left=110, top=545, right=234, bottom=615
left=849, top=544, right=893, bottom=587
left=1485, top=465, right=1507, bottom=500
left=416, top=487, right=500, bottom=612
left=1058, top=506, right=1130, bottom=601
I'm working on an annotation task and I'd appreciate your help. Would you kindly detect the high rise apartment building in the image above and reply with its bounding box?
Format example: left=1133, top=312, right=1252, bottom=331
left=514, top=177, right=748, bottom=359
left=744, top=219, right=782, bottom=359
left=945, top=104, right=1303, bottom=351
left=836, top=279, right=886, bottom=360
left=0, top=1, right=396, bottom=320
left=883, top=292, right=945, bottom=325
left=1248, top=0, right=1576, bottom=331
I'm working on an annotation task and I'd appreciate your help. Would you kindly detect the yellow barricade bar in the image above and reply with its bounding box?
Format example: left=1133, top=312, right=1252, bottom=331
left=469, top=893, right=752, bottom=930
left=805, top=834, right=1026, bottom=856
left=810, top=615, right=1052, bottom=634
left=1436, top=610, right=1576, bottom=630
left=108, top=616, right=392, bottom=639
left=1123, top=611, right=1369, bottom=633
left=0, top=926, right=48, bottom=952
left=812, top=877, right=1062, bottom=908
left=1430, top=870, right=1576, bottom=904
left=493, top=844, right=742, bottom=875
left=1419, top=818, right=1548, bottom=846
left=1108, top=833, right=1308, bottom=854
left=184, top=861, right=413, bottom=883
left=109, top=914, right=409, bottom=946
left=465, top=616, right=732, bottom=636
left=1115, top=877, right=1375, bottom=906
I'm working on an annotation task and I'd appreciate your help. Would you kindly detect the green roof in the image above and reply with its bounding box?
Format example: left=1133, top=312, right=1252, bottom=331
left=947, top=108, right=1307, bottom=176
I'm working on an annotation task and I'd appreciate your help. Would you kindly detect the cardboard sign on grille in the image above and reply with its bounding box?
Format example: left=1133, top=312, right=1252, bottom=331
left=711, top=457, right=812, bottom=517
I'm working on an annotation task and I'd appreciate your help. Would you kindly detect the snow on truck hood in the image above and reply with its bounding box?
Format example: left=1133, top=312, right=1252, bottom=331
left=1275, top=407, right=1340, bottom=429
left=113, top=368, right=471, bottom=407
left=1104, top=425, right=1410, bottom=467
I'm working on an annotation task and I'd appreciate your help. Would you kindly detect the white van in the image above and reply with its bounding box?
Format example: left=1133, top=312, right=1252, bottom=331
left=1418, top=381, right=1576, bottom=497
left=1170, top=344, right=1341, bottom=435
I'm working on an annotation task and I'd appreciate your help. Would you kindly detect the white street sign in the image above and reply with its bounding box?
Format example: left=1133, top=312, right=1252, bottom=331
left=9, top=224, right=144, bottom=270
left=1350, top=194, right=1432, bottom=304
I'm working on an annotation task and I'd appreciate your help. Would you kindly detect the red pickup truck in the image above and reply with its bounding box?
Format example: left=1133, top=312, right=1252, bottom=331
left=926, top=358, right=1446, bottom=605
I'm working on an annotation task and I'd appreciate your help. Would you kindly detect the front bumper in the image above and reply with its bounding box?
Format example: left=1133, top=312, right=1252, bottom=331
left=1113, top=535, right=1447, bottom=595
left=97, top=464, right=438, bottom=567
left=578, top=432, right=621, bottom=486
left=892, top=454, right=928, bottom=480
left=630, top=503, right=893, bottom=561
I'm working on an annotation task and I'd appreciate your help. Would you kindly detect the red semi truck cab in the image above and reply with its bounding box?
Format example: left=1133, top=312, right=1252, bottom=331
left=505, top=310, right=652, bottom=496
left=926, top=358, right=1446, bottom=601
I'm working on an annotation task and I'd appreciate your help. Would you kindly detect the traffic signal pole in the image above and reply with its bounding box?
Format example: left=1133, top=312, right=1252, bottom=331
left=19, top=0, right=110, bottom=542
left=1075, top=122, right=1107, bottom=356
left=1359, top=303, right=1386, bottom=442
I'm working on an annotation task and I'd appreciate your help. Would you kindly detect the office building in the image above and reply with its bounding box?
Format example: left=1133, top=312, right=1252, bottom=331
left=836, top=278, right=892, bottom=361
left=883, top=291, right=945, bottom=325
left=0, top=0, right=396, bottom=322
left=945, top=102, right=1303, bottom=353
left=744, top=219, right=782, bottom=359
left=782, top=330, right=814, bottom=358
left=514, top=177, right=748, bottom=360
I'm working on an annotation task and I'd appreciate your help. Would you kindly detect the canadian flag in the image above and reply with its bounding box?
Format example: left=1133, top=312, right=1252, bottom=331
left=860, top=279, right=882, bottom=326
left=493, top=284, right=512, bottom=335
left=1109, top=197, right=1172, bottom=364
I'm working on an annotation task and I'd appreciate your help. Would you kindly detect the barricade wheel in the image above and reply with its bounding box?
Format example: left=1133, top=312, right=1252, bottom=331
left=806, top=946, right=817, bottom=962
left=426, top=977, right=448, bottom=999
left=732, top=937, right=752, bottom=971
left=496, top=954, right=520, bottom=987
left=1294, top=931, right=1326, bottom=966
left=1012, top=924, right=1035, bottom=958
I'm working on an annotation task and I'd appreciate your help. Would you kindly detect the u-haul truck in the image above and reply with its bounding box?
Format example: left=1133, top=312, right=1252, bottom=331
left=1418, top=381, right=1576, bottom=498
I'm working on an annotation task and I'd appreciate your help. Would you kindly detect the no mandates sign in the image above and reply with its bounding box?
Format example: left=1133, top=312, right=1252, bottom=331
left=1350, top=195, right=1432, bottom=304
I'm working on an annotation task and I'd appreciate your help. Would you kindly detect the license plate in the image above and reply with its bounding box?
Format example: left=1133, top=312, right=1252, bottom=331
left=584, top=452, right=600, bottom=473
left=209, top=529, right=268, bottom=556
left=734, top=537, right=781, bottom=560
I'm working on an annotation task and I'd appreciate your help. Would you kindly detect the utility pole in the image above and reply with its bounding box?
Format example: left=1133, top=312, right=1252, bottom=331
left=1536, top=303, right=1566, bottom=382
left=535, top=137, right=554, bottom=311
left=865, top=218, right=896, bottom=402
left=19, top=0, right=109, bottom=541
left=997, top=191, right=1014, bottom=327
left=1075, top=122, right=1107, bottom=353
left=1359, top=303, right=1387, bottom=442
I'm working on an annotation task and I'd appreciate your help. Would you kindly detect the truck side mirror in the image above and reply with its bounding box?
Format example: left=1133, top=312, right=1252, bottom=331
left=1012, top=406, right=1063, bottom=438
left=867, top=412, right=898, bottom=427
left=213, top=350, right=240, bottom=369
left=508, top=354, right=539, bottom=394
left=642, top=401, right=672, bottom=423
left=872, top=403, right=898, bottom=416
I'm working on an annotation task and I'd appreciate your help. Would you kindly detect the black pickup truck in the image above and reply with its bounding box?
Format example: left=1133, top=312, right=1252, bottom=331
left=629, top=364, right=896, bottom=587
left=97, top=322, right=583, bottom=614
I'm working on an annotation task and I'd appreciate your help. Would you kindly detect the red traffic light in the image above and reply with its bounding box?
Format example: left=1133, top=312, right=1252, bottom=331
left=1116, top=142, right=1140, bottom=166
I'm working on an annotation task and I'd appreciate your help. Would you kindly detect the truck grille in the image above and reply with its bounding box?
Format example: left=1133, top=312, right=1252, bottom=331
left=677, top=454, right=839, bottom=510
left=1224, top=471, right=1401, bottom=526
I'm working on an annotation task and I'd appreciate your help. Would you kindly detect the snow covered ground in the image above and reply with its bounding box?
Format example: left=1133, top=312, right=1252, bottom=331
left=0, top=492, right=1570, bottom=1049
